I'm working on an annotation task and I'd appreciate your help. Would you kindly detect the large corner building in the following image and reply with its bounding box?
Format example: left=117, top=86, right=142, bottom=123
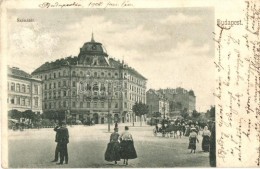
left=32, top=34, right=147, bottom=124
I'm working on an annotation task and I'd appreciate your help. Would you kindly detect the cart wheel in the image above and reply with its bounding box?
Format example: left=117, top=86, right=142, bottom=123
left=153, top=128, right=157, bottom=136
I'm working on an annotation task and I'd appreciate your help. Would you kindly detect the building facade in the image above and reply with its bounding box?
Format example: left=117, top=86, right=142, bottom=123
left=146, top=89, right=170, bottom=118
left=7, top=66, right=43, bottom=113
left=32, top=34, right=147, bottom=124
left=158, top=88, right=196, bottom=115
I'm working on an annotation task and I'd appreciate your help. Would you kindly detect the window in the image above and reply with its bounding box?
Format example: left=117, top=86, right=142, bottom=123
left=101, top=72, right=104, bottom=77
left=72, top=71, right=76, bottom=76
left=27, top=85, right=30, bottom=93
left=11, top=98, right=15, bottom=104
left=16, top=84, right=20, bottom=92
left=124, top=102, right=127, bottom=108
left=80, top=102, right=83, bottom=108
left=63, top=101, right=66, bottom=107
left=44, top=103, right=47, bottom=109
left=108, top=72, right=111, bottom=77
left=63, top=70, right=66, bottom=76
left=44, top=92, right=47, bottom=99
left=45, top=75, right=47, bottom=80
left=21, top=98, right=25, bottom=106
left=108, top=102, right=111, bottom=108
left=11, top=83, right=15, bottom=91
left=45, top=84, right=47, bottom=90
left=115, top=103, right=118, bottom=108
left=35, top=97, right=38, bottom=107
left=21, top=84, right=25, bottom=93
left=80, top=71, right=83, bottom=77
left=58, top=82, right=61, bottom=87
left=54, top=73, right=56, bottom=78
left=53, top=83, right=56, bottom=89
left=58, top=90, right=61, bottom=98
left=58, top=72, right=61, bottom=77
left=72, top=91, right=76, bottom=96
left=49, top=91, right=52, bottom=99
left=101, top=102, right=104, bottom=108
left=87, top=102, right=90, bottom=108
left=63, top=80, right=66, bottom=86
left=94, top=72, right=97, bottom=77
left=63, top=91, right=67, bottom=96
left=17, top=97, right=20, bottom=105
left=73, top=81, right=76, bottom=87
left=94, top=102, right=97, bottom=108
left=49, top=103, right=52, bottom=109
left=72, top=102, right=76, bottom=108
left=53, top=91, right=56, bottom=99
left=34, top=85, right=38, bottom=94
left=49, top=83, right=52, bottom=89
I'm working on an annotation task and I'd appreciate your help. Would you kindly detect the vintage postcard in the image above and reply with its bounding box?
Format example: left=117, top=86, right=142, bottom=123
left=0, top=0, right=259, bottom=168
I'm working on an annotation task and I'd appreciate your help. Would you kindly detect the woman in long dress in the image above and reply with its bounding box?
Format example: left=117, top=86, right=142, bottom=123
left=188, top=128, right=199, bottom=153
left=120, top=126, right=137, bottom=165
left=202, top=126, right=211, bottom=152
left=105, top=128, right=121, bottom=164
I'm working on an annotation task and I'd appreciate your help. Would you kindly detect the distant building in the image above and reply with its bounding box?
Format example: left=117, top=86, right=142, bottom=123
left=146, top=89, right=169, bottom=118
left=32, top=34, right=147, bottom=124
left=7, top=66, right=43, bottom=113
left=158, top=88, right=196, bottom=116
left=147, top=88, right=196, bottom=118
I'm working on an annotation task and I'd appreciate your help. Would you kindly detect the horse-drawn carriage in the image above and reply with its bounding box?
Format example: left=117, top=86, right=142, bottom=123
left=153, top=121, right=183, bottom=138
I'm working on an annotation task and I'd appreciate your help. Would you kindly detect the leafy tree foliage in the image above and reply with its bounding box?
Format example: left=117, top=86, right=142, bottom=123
left=180, top=108, right=189, bottom=119
left=132, top=102, right=149, bottom=126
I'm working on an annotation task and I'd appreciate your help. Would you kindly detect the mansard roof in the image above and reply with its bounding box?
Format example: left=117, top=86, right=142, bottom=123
left=32, top=34, right=147, bottom=80
left=8, top=66, right=41, bottom=82
left=8, top=66, right=32, bottom=78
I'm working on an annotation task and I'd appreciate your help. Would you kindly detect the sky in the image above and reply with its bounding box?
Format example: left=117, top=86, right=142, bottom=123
left=6, top=8, right=215, bottom=112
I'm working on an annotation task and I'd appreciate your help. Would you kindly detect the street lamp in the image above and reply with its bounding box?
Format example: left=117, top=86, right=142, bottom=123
left=107, top=95, right=112, bottom=132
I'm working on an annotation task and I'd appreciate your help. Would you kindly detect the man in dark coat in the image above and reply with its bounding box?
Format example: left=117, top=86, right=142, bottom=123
left=51, top=123, right=61, bottom=162
left=56, top=122, right=69, bottom=165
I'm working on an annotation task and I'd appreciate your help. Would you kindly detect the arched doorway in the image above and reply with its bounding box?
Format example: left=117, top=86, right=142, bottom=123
left=93, top=113, right=99, bottom=124
left=101, top=117, right=104, bottom=124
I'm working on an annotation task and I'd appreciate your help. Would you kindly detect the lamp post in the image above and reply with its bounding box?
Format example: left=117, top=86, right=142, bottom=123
left=107, top=95, right=113, bottom=132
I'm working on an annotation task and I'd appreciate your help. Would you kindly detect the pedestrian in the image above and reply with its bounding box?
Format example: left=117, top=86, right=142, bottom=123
left=104, top=128, right=121, bottom=164
left=119, top=126, right=137, bottom=165
left=202, top=126, right=211, bottom=152
left=188, top=128, right=199, bottom=153
left=51, top=123, right=61, bottom=162
left=115, top=122, right=118, bottom=129
left=56, top=122, right=69, bottom=165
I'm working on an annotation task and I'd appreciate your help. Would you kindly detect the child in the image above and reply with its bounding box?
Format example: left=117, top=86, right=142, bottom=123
left=188, top=128, right=199, bottom=153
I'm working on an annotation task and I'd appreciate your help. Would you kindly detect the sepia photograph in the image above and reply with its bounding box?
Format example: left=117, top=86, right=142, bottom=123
left=3, top=7, right=217, bottom=168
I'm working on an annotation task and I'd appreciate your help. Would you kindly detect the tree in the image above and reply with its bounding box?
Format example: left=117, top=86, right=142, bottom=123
left=180, top=108, right=189, bottom=119
left=205, top=106, right=215, bottom=121
left=8, top=109, right=22, bottom=120
left=132, top=102, right=149, bottom=126
left=192, top=110, right=201, bottom=119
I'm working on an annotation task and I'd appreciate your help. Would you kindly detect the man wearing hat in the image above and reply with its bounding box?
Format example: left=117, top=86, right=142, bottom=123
left=56, top=121, right=69, bottom=165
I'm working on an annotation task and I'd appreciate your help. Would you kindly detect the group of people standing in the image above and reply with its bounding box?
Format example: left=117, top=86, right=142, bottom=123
left=188, top=125, right=212, bottom=154
left=105, top=126, right=137, bottom=165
